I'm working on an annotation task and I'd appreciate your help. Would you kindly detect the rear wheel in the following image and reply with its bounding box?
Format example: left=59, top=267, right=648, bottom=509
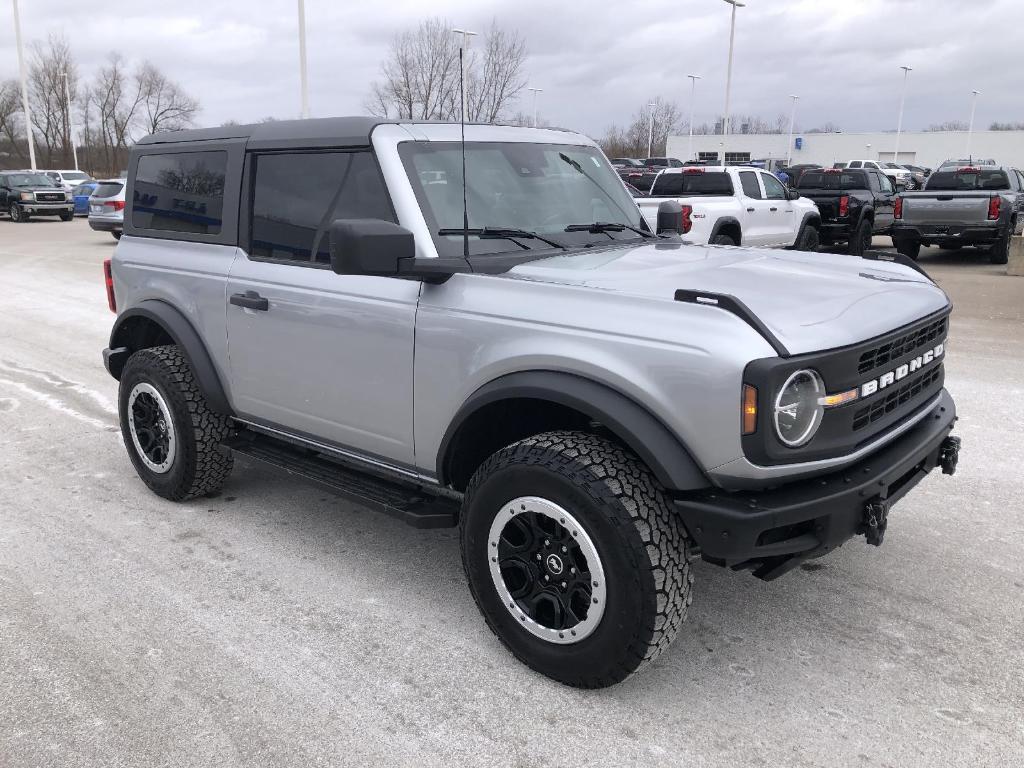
left=711, top=233, right=736, bottom=246
left=896, top=239, right=922, bottom=261
left=118, top=345, right=233, bottom=501
left=989, top=228, right=1010, bottom=265
left=794, top=224, right=820, bottom=251
left=848, top=219, right=872, bottom=255
left=461, top=431, right=692, bottom=688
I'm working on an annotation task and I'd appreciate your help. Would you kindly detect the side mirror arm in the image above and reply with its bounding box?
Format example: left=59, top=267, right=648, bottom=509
left=397, top=257, right=472, bottom=284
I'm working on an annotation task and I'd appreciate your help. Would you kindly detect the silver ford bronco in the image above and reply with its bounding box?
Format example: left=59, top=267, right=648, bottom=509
left=102, top=117, right=961, bottom=688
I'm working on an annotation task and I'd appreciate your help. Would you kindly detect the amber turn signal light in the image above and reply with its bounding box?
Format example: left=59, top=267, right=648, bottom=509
left=742, top=384, right=758, bottom=435
left=819, top=389, right=859, bottom=408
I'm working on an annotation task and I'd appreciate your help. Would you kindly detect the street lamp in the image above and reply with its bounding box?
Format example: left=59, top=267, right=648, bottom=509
left=297, top=0, right=309, bottom=118
left=60, top=71, right=79, bottom=171
left=647, top=101, right=657, bottom=158
left=893, top=65, right=912, bottom=162
left=966, top=89, right=981, bottom=159
left=452, top=28, right=478, bottom=122
left=527, top=87, right=543, bottom=128
left=721, top=0, right=745, bottom=160
left=686, top=74, right=701, bottom=161
left=785, top=94, right=799, bottom=166
left=11, top=0, right=37, bottom=170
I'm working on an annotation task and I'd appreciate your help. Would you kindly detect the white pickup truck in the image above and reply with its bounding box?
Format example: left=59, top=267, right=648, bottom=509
left=636, top=166, right=821, bottom=249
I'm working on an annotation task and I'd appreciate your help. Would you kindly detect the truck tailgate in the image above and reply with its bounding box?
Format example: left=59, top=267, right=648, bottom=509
left=901, top=193, right=992, bottom=225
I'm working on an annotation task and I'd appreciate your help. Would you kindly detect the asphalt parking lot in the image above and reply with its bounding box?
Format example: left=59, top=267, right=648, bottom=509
left=1, top=219, right=1022, bottom=768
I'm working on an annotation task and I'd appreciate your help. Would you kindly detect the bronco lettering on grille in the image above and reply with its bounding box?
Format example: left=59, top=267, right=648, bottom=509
left=860, top=343, right=944, bottom=398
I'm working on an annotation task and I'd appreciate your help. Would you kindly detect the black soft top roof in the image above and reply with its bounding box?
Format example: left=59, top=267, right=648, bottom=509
left=136, top=116, right=397, bottom=149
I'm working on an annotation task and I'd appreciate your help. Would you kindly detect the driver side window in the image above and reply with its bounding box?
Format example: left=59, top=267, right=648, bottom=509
left=878, top=173, right=895, bottom=194
left=760, top=173, right=787, bottom=200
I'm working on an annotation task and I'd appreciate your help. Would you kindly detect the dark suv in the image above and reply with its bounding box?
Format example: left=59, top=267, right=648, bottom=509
left=0, top=171, right=74, bottom=222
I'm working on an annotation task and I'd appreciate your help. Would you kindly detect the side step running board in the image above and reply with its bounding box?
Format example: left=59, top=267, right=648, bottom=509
left=225, top=431, right=459, bottom=529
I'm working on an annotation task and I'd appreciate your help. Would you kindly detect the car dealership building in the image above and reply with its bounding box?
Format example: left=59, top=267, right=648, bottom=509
left=666, top=129, right=1024, bottom=170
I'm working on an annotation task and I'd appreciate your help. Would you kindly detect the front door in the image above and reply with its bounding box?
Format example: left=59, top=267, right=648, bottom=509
left=872, top=171, right=897, bottom=231
left=225, top=149, right=420, bottom=467
left=759, top=172, right=797, bottom=246
left=737, top=170, right=773, bottom=245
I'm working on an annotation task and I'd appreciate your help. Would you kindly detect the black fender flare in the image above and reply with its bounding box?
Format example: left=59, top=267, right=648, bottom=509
left=106, top=300, right=231, bottom=414
left=437, top=371, right=709, bottom=491
left=855, top=205, right=875, bottom=233
left=709, top=216, right=742, bottom=244
left=791, top=211, right=822, bottom=247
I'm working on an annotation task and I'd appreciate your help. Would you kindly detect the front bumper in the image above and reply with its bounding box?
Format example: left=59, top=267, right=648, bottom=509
left=674, top=388, right=958, bottom=580
left=892, top=222, right=1001, bottom=245
left=18, top=202, right=73, bottom=215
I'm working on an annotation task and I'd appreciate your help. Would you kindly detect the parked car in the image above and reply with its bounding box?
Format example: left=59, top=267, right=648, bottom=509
left=936, top=158, right=997, bottom=171
left=611, top=158, right=645, bottom=169
left=87, top=178, right=127, bottom=240
left=102, top=117, right=960, bottom=688
left=0, top=170, right=74, bottom=222
left=43, top=169, right=93, bottom=192
left=636, top=166, right=820, bottom=248
left=892, top=165, right=1024, bottom=263
left=72, top=181, right=100, bottom=216
left=796, top=168, right=899, bottom=254
left=644, top=157, right=684, bottom=169
left=840, top=160, right=913, bottom=189
left=777, top=163, right=822, bottom=187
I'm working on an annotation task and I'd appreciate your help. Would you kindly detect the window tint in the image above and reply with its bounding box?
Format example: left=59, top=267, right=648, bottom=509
left=797, top=171, right=864, bottom=190
left=650, top=171, right=734, bottom=196
left=133, top=151, right=227, bottom=234
left=250, top=152, right=394, bottom=264
left=760, top=173, right=787, bottom=199
left=94, top=182, right=124, bottom=198
left=739, top=171, right=762, bottom=198
left=849, top=161, right=862, bottom=168
left=878, top=174, right=895, bottom=194
left=925, top=169, right=1010, bottom=191
left=867, top=172, right=881, bottom=191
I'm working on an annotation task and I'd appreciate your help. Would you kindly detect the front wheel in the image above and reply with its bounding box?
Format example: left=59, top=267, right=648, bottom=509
left=711, top=233, right=736, bottom=246
left=461, top=431, right=693, bottom=688
left=118, top=345, right=233, bottom=501
left=60, top=211, right=74, bottom=221
left=9, top=203, right=27, bottom=223
left=794, top=225, right=820, bottom=251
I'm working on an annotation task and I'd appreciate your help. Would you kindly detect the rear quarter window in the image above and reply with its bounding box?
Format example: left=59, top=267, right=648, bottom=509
left=132, top=151, right=227, bottom=235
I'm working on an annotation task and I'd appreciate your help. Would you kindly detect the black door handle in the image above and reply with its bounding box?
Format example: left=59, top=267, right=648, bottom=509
left=746, top=207, right=755, bottom=212
left=230, top=291, right=269, bottom=311
left=770, top=207, right=779, bottom=212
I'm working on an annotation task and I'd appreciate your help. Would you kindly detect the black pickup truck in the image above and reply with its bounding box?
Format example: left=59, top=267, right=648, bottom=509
left=796, top=168, right=898, bottom=255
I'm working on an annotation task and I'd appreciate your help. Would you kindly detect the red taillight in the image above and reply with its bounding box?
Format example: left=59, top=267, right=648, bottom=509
left=103, top=259, right=116, bottom=313
left=955, top=166, right=978, bottom=174
left=988, top=195, right=1000, bottom=220
left=824, top=168, right=842, bottom=174
left=838, top=195, right=849, bottom=217
left=894, top=196, right=903, bottom=219
left=681, top=204, right=693, bottom=233
left=104, top=200, right=125, bottom=211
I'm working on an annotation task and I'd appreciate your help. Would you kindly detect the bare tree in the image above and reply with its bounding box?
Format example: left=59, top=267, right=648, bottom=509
left=367, top=17, right=527, bottom=123
left=84, top=53, right=146, bottom=175
left=0, top=79, right=30, bottom=166
left=989, top=121, right=1024, bottom=131
left=27, top=34, right=79, bottom=167
left=806, top=122, right=842, bottom=134
left=137, top=62, right=199, bottom=135
left=599, top=98, right=683, bottom=158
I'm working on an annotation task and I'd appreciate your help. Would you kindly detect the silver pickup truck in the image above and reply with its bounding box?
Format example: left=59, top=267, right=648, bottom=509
left=892, top=165, right=1024, bottom=263
left=101, top=117, right=961, bottom=687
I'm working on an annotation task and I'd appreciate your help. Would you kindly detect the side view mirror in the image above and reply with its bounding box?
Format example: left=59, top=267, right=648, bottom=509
left=894, top=181, right=907, bottom=192
left=329, top=218, right=470, bottom=284
left=656, top=200, right=684, bottom=234
left=787, top=188, right=801, bottom=200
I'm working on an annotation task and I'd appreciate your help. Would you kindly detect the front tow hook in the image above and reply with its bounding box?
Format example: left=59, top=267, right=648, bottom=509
left=939, top=435, right=962, bottom=476
left=863, top=500, right=890, bottom=547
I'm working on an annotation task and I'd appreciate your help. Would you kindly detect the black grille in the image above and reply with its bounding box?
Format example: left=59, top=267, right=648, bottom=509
left=36, top=193, right=65, bottom=202
left=858, top=317, right=946, bottom=375
left=852, top=366, right=943, bottom=431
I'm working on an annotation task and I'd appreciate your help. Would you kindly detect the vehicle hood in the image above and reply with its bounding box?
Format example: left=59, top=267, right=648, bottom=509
left=504, top=242, right=950, bottom=355
left=15, top=185, right=64, bottom=194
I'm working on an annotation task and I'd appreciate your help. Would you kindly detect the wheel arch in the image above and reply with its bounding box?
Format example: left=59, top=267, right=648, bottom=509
left=107, top=300, right=231, bottom=414
left=709, top=216, right=742, bottom=244
left=437, top=371, right=709, bottom=493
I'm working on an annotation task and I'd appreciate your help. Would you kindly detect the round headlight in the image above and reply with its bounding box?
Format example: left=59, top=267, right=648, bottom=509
left=774, top=369, right=825, bottom=447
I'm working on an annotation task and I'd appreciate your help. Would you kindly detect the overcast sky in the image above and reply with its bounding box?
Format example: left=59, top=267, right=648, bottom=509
left=3, top=0, right=1021, bottom=139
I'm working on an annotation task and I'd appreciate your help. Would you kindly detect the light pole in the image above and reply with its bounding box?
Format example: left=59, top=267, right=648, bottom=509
left=785, top=94, right=799, bottom=166
left=527, top=87, right=543, bottom=128
left=686, top=74, right=701, bottom=161
left=60, top=71, right=79, bottom=171
left=966, top=89, right=980, bottom=159
left=647, top=101, right=657, bottom=158
left=452, top=28, right=477, bottom=122
left=11, top=0, right=37, bottom=170
left=893, top=65, right=912, bottom=162
left=721, top=0, right=744, bottom=161
left=297, top=0, right=309, bottom=118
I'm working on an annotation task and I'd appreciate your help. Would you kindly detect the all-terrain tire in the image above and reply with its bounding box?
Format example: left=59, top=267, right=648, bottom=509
left=848, top=219, right=872, bottom=256
left=989, top=227, right=1011, bottom=265
left=711, top=233, right=736, bottom=246
left=10, top=203, right=27, bottom=222
left=460, top=430, right=693, bottom=688
left=118, top=345, right=233, bottom=501
left=794, top=224, right=821, bottom=251
left=895, top=239, right=922, bottom=261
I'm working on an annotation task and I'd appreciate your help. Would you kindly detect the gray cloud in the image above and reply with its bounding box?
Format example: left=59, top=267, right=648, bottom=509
left=2, top=0, right=1020, bottom=139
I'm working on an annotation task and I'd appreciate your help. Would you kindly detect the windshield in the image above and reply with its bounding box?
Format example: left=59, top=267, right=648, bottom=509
left=400, top=142, right=645, bottom=257
left=925, top=169, right=1009, bottom=191
left=797, top=171, right=865, bottom=190
left=650, top=171, right=734, bottom=196
left=4, top=173, right=56, bottom=187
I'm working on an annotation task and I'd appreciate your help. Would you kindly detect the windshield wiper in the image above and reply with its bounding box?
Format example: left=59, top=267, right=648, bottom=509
left=565, top=221, right=654, bottom=238
left=438, top=227, right=568, bottom=250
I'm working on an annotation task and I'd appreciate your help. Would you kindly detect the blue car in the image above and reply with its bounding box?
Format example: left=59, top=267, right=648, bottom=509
left=72, top=181, right=98, bottom=216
